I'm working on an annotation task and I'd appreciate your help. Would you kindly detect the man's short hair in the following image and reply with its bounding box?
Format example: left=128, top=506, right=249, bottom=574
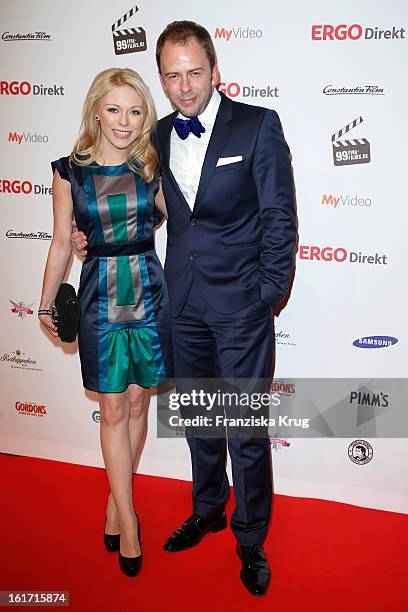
left=156, top=20, right=217, bottom=73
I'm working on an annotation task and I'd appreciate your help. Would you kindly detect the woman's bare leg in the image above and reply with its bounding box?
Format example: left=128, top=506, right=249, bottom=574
left=103, top=385, right=151, bottom=548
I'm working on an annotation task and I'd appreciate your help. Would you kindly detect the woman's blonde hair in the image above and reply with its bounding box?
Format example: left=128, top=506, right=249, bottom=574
left=71, top=68, right=159, bottom=182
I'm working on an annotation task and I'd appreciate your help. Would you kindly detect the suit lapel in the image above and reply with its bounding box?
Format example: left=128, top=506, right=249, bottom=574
left=193, top=92, right=233, bottom=213
left=158, top=111, right=191, bottom=214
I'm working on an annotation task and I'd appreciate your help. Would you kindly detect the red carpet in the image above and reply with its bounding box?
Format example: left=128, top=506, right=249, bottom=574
left=1, top=453, right=407, bottom=611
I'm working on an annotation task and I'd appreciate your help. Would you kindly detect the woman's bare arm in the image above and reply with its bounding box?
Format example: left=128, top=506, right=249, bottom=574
left=39, top=170, right=74, bottom=337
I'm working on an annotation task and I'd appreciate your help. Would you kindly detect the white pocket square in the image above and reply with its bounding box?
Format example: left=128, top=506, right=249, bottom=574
left=216, top=155, right=243, bottom=167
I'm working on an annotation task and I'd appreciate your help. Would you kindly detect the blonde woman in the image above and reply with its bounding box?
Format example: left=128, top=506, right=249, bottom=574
left=39, top=68, right=171, bottom=577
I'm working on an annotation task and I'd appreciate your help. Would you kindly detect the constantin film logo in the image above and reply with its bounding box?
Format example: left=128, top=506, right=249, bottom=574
left=1, top=349, right=42, bottom=372
left=323, top=84, right=385, bottom=96
left=112, top=5, right=146, bottom=55
left=6, top=229, right=51, bottom=240
left=332, top=117, right=370, bottom=166
left=16, top=401, right=47, bottom=417
left=2, top=31, right=52, bottom=42
left=348, top=440, right=373, bottom=465
left=10, top=300, right=34, bottom=319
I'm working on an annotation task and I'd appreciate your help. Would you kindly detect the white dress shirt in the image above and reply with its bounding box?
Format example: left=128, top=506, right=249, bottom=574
left=170, top=88, right=221, bottom=210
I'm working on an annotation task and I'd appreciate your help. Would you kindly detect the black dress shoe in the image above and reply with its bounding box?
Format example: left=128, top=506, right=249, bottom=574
left=163, top=512, right=227, bottom=552
left=236, top=544, right=271, bottom=596
left=104, top=517, right=120, bottom=552
left=118, top=515, right=142, bottom=577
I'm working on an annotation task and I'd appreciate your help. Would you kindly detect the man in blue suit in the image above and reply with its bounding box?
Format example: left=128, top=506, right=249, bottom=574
left=73, top=21, right=296, bottom=595
left=155, top=22, right=296, bottom=596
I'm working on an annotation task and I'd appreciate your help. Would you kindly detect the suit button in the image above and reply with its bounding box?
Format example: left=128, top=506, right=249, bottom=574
left=190, top=218, right=198, bottom=226
left=189, top=252, right=197, bottom=261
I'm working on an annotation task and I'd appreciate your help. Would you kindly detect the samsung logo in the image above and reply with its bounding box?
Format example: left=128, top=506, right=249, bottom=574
left=353, top=336, right=398, bottom=349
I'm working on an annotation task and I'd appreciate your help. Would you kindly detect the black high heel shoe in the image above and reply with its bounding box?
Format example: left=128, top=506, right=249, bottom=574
left=118, top=514, right=142, bottom=577
left=104, top=516, right=120, bottom=552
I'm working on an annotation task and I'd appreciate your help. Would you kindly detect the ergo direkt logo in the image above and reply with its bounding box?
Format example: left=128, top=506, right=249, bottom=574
left=0, top=81, right=64, bottom=95
left=299, top=245, right=387, bottom=264
left=311, top=24, right=405, bottom=40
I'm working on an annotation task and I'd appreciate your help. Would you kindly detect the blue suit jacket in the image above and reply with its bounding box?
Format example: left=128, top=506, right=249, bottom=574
left=155, top=92, right=297, bottom=317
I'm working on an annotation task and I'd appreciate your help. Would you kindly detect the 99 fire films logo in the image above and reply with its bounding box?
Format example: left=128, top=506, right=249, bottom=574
left=112, top=5, right=146, bottom=55
left=332, top=117, right=370, bottom=166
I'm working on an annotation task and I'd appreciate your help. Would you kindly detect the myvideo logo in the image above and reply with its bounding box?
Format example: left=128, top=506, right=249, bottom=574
left=8, top=131, right=49, bottom=144
left=0, top=179, right=52, bottom=195
left=217, top=82, right=279, bottom=98
left=312, top=24, right=405, bottom=41
left=299, top=245, right=387, bottom=264
left=322, top=194, right=372, bottom=208
left=215, top=27, right=263, bottom=42
left=0, top=81, right=64, bottom=95
left=353, top=336, right=398, bottom=349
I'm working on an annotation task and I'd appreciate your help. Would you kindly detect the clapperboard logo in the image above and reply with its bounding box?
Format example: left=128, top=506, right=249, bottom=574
left=112, top=5, right=147, bottom=55
left=331, top=116, right=371, bottom=167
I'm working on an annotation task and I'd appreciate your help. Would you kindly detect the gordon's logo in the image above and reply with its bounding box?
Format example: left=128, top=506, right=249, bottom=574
left=322, top=194, right=372, bottom=208
left=8, top=131, right=49, bottom=144
left=353, top=336, right=398, bottom=349
left=311, top=24, right=406, bottom=41
left=349, top=390, right=389, bottom=407
left=215, top=27, right=263, bottom=41
left=16, top=401, right=47, bottom=416
left=299, top=246, right=387, bottom=265
left=10, top=300, right=34, bottom=318
left=0, top=180, right=52, bottom=195
left=0, top=81, right=64, bottom=96
left=217, top=82, right=279, bottom=99
left=270, top=382, right=296, bottom=396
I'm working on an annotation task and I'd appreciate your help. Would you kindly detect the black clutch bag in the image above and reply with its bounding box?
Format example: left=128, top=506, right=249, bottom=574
left=52, top=283, right=80, bottom=342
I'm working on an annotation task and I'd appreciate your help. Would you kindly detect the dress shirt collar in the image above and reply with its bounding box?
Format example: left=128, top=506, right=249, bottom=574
left=177, top=88, right=221, bottom=128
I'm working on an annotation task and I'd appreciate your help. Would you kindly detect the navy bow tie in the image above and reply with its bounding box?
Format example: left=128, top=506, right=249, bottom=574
left=173, top=116, right=206, bottom=140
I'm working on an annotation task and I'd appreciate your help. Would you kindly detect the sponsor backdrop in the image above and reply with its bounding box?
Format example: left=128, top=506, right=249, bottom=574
left=1, top=0, right=407, bottom=513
